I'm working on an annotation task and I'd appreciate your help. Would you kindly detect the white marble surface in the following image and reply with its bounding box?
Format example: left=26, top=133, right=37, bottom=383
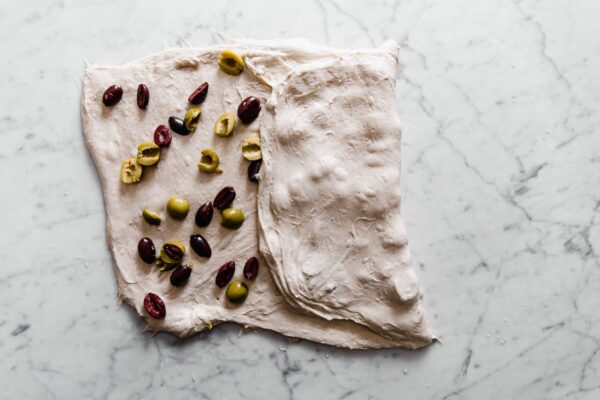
left=1, top=0, right=599, bottom=398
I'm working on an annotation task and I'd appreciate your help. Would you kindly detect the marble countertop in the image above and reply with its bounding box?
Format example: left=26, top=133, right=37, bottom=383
left=2, top=0, right=599, bottom=399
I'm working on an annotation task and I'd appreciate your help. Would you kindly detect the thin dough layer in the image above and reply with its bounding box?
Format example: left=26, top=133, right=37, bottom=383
left=256, top=43, right=431, bottom=344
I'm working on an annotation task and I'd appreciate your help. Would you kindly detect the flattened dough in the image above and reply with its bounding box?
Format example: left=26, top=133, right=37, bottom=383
left=81, top=39, right=433, bottom=349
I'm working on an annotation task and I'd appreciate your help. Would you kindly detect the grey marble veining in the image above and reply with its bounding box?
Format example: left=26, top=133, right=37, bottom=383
left=1, top=0, right=599, bottom=398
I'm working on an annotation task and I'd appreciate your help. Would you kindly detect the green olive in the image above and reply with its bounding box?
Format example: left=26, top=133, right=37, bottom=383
left=226, top=280, right=248, bottom=304
left=120, top=157, right=143, bottom=184
left=218, top=49, right=244, bottom=75
left=159, top=241, right=186, bottom=264
left=142, top=209, right=161, bottom=225
left=136, top=142, right=161, bottom=166
left=214, top=112, right=236, bottom=137
left=167, top=196, right=190, bottom=220
left=241, top=134, right=262, bottom=161
left=198, top=148, right=222, bottom=173
left=221, top=207, right=245, bottom=229
left=184, top=107, right=202, bottom=132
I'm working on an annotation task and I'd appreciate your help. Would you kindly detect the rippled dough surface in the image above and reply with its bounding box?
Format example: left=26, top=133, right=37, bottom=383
left=257, top=44, right=432, bottom=344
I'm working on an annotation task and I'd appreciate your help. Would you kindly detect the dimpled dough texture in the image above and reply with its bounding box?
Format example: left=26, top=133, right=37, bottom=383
left=81, top=39, right=433, bottom=349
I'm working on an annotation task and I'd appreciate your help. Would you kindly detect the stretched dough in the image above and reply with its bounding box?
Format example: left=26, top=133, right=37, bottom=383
left=81, top=39, right=433, bottom=349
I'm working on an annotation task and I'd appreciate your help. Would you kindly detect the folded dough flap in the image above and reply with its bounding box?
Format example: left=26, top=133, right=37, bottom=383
left=256, top=48, right=432, bottom=342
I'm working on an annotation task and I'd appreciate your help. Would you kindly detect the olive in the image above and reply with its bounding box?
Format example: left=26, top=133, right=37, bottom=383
left=221, top=208, right=245, bottom=229
left=168, top=116, right=190, bottom=135
left=213, top=186, right=236, bottom=210
left=102, top=85, right=123, bottom=107
left=226, top=280, right=248, bottom=304
left=190, top=234, right=211, bottom=258
left=144, top=292, right=166, bottom=319
left=237, top=96, right=261, bottom=124
left=218, top=49, right=244, bottom=75
left=167, top=196, right=189, bottom=220
left=195, top=201, right=213, bottom=227
left=170, top=264, right=192, bottom=287
left=153, top=125, right=172, bottom=147
left=188, top=82, right=209, bottom=104
left=137, top=83, right=149, bottom=109
left=136, top=142, right=161, bottom=166
left=138, top=237, right=156, bottom=264
left=243, top=257, right=259, bottom=280
left=120, top=158, right=143, bottom=184
left=248, top=159, right=262, bottom=182
left=215, top=261, right=235, bottom=288
left=213, top=112, right=236, bottom=137
left=160, top=241, right=185, bottom=264
left=142, top=209, right=161, bottom=225
left=241, top=134, right=261, bottom=160
left=198, top=148, right=221, bottom=173
left=184, top=107, right=202, bottom=132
